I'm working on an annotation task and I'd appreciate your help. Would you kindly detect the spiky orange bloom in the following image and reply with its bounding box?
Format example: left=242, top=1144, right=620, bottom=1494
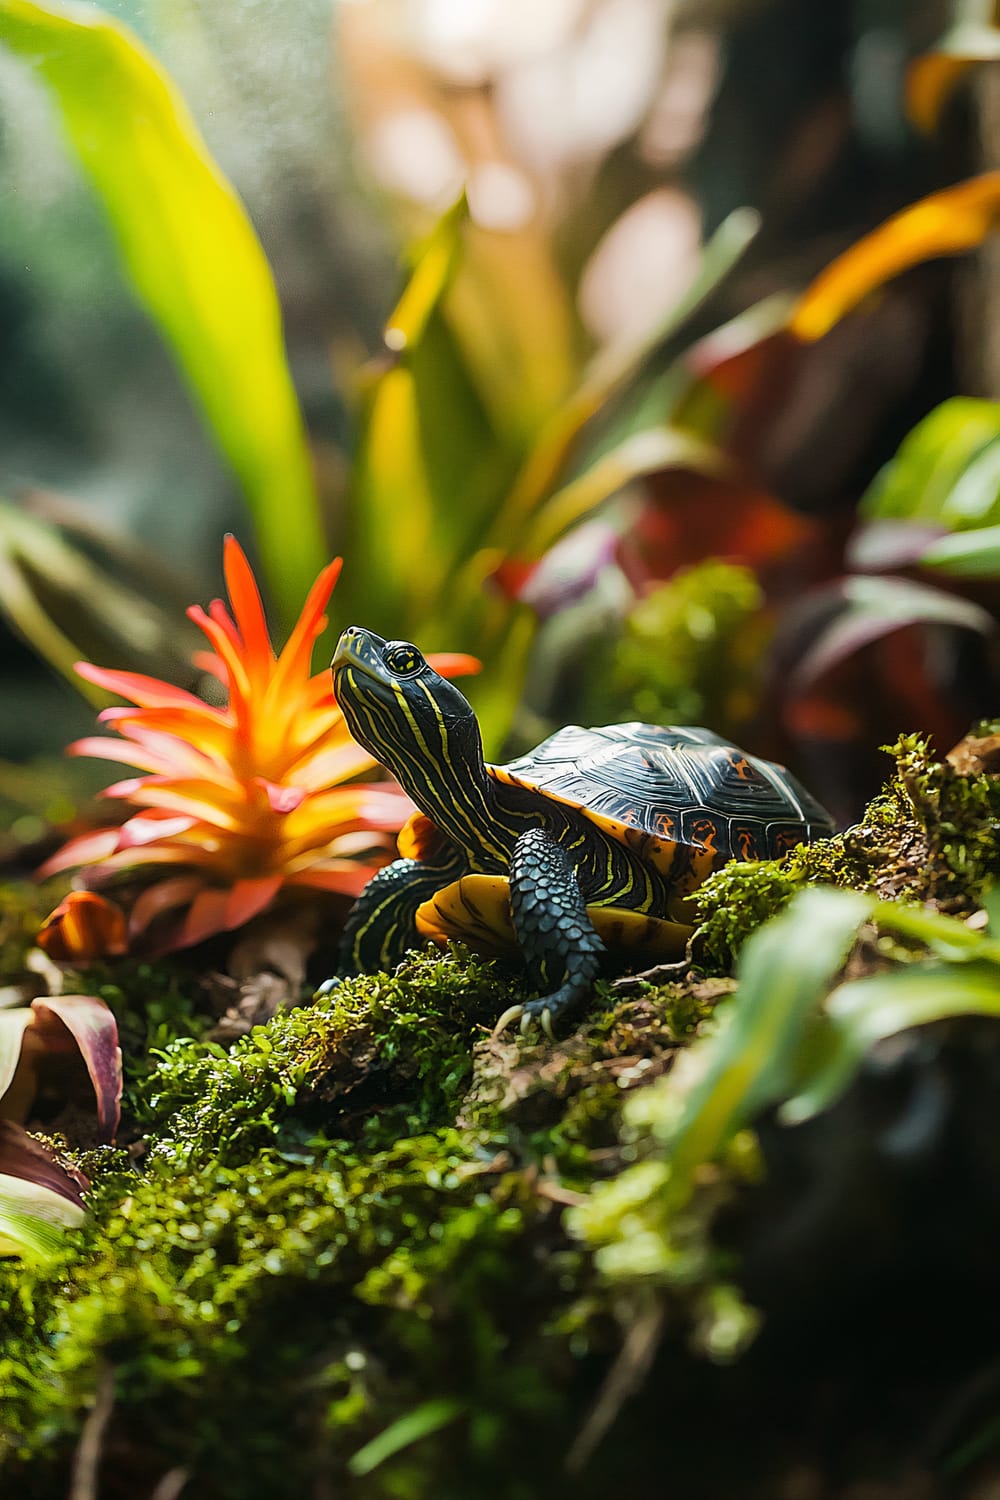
left=37, top=537, right=477, bottom=957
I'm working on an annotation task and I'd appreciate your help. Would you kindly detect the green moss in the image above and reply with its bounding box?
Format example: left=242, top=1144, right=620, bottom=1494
left=692, top=731, right=1000, bottom=971
left=585, top=561, right=768, bottom=735
left=130, top=948, right=516, bottom=1167
left=1, top=940, right=743, bottom=1498
left=12, top=728, right=1000, bottom=1497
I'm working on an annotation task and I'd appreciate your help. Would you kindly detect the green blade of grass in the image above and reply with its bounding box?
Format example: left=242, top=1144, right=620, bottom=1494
left=348, top=1397, right=465, bottom=1477
left=0, top=0, right=324, bottom=624
left=783, top=961, right=1000, bottom=1122
left=665, top=887, right=873, bottom=1207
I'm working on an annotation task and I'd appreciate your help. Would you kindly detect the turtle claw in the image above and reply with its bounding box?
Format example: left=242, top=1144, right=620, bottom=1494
left=493, top=1002, right=525, bottom=1037
left=492, top=1001, right=556, bottom=1040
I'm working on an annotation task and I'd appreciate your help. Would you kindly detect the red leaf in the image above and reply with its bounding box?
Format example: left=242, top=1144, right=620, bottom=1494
left=0, top=1119, right=88, bottom=1207
left=31, top=996, right=122, bottom=1143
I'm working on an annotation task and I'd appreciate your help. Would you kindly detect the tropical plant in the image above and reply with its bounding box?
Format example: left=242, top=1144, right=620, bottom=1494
left=0, top=991, right=120, bottom=1257
left=35, top=536, right=477, bottom=959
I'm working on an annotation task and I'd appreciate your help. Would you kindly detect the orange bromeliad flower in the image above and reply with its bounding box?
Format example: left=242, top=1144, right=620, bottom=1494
left=37, top=537, right=477, bottom=959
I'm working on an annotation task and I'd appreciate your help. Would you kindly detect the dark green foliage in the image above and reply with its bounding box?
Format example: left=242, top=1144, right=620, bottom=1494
left=1, top=949, right=669, bottom=1499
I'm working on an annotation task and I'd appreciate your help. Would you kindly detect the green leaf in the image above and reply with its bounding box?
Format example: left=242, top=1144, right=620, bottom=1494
left=348, top=1398, right=465, bottom=1477
left=665, top=887, right=874, bottom=1208
left=783, top=961, right=1000, bottom=1123
left=861, top=398, right=1000, bottom=527
left=489, top=207, right=761, bottom=541
left=0, top=1121, right=86, bottom=1260
left=344, top=198, right=509, bottom=645
left=0, top=1176, right=84, bottom=1258
left=0, top=0, right=323, bottom=625
left=920, top=521, right=1000, bottom=575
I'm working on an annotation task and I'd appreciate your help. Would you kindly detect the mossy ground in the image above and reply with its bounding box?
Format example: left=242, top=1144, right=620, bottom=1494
left=4, top=732, right=1000, bottom=1497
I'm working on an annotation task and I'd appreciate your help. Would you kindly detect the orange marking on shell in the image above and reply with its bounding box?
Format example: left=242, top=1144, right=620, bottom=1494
left=736, top=827, right=756, bottom=860
left=690, top=817, right=720, bottom=859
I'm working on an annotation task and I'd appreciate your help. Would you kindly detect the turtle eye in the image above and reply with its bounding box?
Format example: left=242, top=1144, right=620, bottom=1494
left=384, top=641, right=424, bottom=677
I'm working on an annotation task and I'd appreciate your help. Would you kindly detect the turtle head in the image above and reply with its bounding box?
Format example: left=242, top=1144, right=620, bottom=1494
left=332, top=626, right=488, bottom=834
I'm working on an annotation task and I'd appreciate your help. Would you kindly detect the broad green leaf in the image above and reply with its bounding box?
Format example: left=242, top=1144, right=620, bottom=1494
left=489, top=207, right=761, bottom=542
left=664, top=887, right=874, bottom=1209
left=783, top=961, right=1000, bottom=1123
left=908, top=4, right=1000, bottom=133
left=920, top=522, right=1000, bottom=576
left=0, top=1175, right=84, bottom=1258
left=344, top=199, right=509, bottom=645
left=861, top=399, right=1000, bottom=526
left=791, top=177, right=1000, bottom=342
left=0, top=0, right=323, bottom=625
left=873, top=897, right=1000, bottom=964
left=348, top=1398, right=465, bottom=1477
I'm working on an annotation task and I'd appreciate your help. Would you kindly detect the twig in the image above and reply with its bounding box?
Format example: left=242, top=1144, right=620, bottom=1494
left=565, top=1296, right=666, bottom=1474
left=150, top=1468, right=191, bottom=1500
left=69, top=1361, right=116, bottom=1500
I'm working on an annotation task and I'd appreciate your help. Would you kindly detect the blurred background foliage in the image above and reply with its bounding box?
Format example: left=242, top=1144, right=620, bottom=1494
left=4, top=0, right=1000, bottom=832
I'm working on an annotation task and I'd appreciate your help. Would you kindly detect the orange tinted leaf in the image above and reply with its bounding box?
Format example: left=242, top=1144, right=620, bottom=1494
left=35, top=890, right=128, bottom=961
left=908, top=20, right=1000, bottom=134
left=791, top=175, right=1000, bottom=342
left=224, top=876, right=284, bottom=931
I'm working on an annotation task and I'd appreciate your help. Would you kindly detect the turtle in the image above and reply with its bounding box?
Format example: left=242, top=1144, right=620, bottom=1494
left=330, top=626, right=835, bottom=1034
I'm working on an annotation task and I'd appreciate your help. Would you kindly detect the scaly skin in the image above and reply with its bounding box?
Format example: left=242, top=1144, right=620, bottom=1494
left=498, top=828, right=605, bottom=1037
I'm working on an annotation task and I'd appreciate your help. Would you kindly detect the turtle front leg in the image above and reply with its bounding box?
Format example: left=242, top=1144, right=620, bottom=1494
left=316, top=857, right=452, bottom=993
left=496, top=828, right=605, bottom=1038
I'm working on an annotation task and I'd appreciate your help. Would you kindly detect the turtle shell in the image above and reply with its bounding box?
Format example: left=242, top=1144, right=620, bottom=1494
left=403, top=722, right=834, bottom=959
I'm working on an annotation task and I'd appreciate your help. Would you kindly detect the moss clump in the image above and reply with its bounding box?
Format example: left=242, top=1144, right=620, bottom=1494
left=692, top=731, right=1000, bottom=971
left=0, top=945, right=744, bottom=1499
left=586, top=561, right=768, bottom=736
left=132, top=948, right=516, bottom=1167
left=0, top=1135, right=580, bottom=1500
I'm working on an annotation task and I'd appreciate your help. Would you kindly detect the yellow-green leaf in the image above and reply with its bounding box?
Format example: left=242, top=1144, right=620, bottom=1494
left=0, top=0, right=323, bottom=625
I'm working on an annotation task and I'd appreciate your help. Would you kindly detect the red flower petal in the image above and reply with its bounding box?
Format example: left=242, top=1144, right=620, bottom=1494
left=75, top=662, right=208, bottom=711
left=222, top=535, right=274, bottom=669
left=175, top=887, right=232, bottom=949
left=128, top=874, right=206, bottom=939
left=225, top=875, right=283, bottom=930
